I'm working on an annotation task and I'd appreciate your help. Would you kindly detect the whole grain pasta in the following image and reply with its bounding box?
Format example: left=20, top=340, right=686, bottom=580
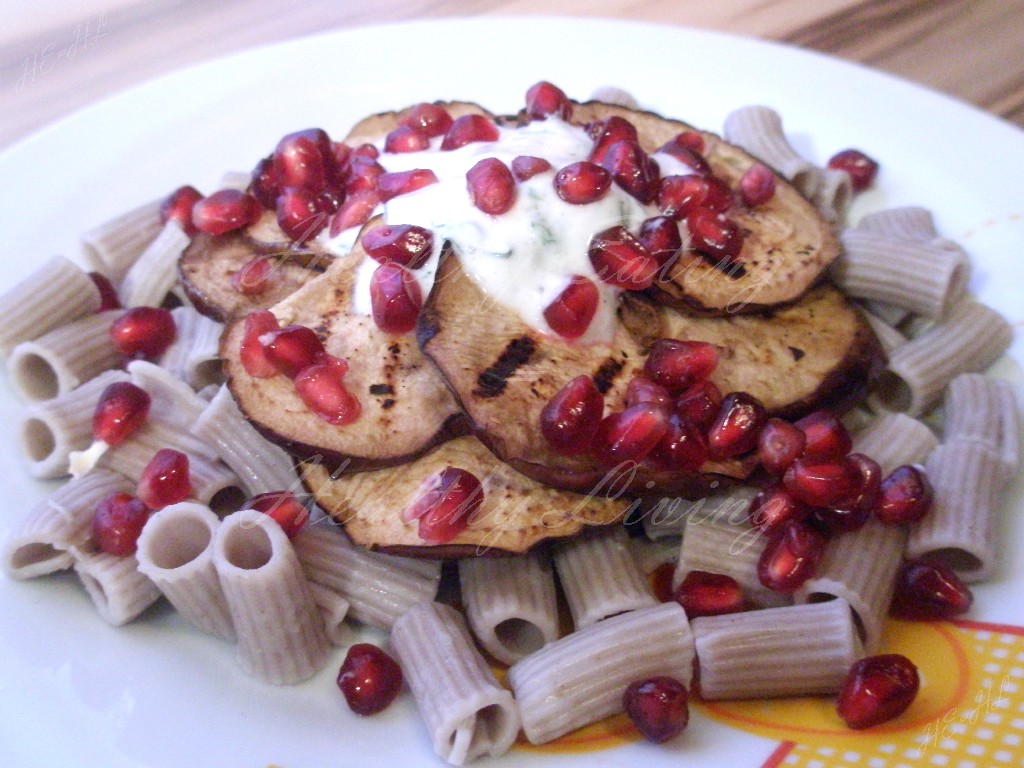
left=118, top=221, right=191, bottom=308
left=80, top=198, right=163, bottom=282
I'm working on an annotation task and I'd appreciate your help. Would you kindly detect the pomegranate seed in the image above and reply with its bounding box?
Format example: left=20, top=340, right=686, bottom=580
left=674, top=379, right=723, bottom=431
left=588, top=116, right=639, bottom=164
left=404, top=466, right=484, bottom=544
left=249, top=155, right=280, bottom=209
left=93, top=382, right=151, bottom=446
left=362, top=224, right=433, bottom=269
left=626, top=376, right=672, bottom=408
left=623, top=676, right=689, bottom=743
left=440, top=114, right=499, bottom=151
left=337, top=643, right=404, bottom=716
left=294, top=362, right=361, bottom=426
left=593, top=404, right=669, bottom=467
left=890, top=558, right=973, bottom=620
left=511, top=155, right=552, bottom=181
left=687, top=208, right=745, bottom=263
left=384, top=125, right=430, bottom=154
left=650, top=562, right=677, bottom=603
left=747, top=483, right=810, bottom=532
left=739, top=163, right=777, bottom=207
left=672, top=131, right=705, bottom=154
left=827, top=149, right=879, bottom=192
left=377, top=169, right=439, bottom=202
left=88, top=272, right=121, bottom=311
left=877, top=463, right=935, bottom=526
left=844, top=453, right=883, bottom=513
left=138, top=448, right=192, bottom=510
left=814, top=504, right=871, bottom=535
left=658, top=174, right=731, bottom=220
left=837, top=654, right=919, bottom=730
left=318, top=188, right=343, bottom=214
left=231, top=256, right=277, bottom=295
left=795, top=410, right=852, bottom=459
left=92, top=492, right=150, bottom=556
left=599, top=140, right=658, bottom=204
left=656, top=141, right=711, bottom=175
left=543, top=275, right=600, bottom=339
left=274, top=128, right=331, bottom=191
left=110, top=307, right=176, bottom=360
left=539, top=375, right=603, bottom=456
left=329, top=189, right=379, bottom=235
left=344, top=157, right=385, bottom=194
left=674, top=570, right=745, bottom=617
left=757, top=418, right=807, bottom=475
left=191, top=189, right=261, bottom=236
left=351, top=143, right=380, bottom=161
left=553, top=161, right=611, bottom=204
left=398, top=103, right=453, bottom=138
left=260, top=325, right=326, bottom=379
left=466, top=157, right=517, bottom=215
left=369, top=263, right=423, bottom=334
left=706, top=392, right=767, bottom=459
left=643, top=339, right=718, bottom=395
left=525, top=81, right=573, bottom=120
left=757, top=520, right=826, bottom=592
left=331, top=142, right=352, bottom=170
left=242, top=491, right=310, bottom=539
left=637, top=216, right=683, bottom=267
left=160, top=185, right=203, bottom=237
left=240, top=310, right=279, bottom=378
left=587, top=226, right=659, bottom=290
left=276, top=187, right=330, bottom=243
left=783, top=455, right=865, bottom=509
left=653, top=414, right=709, bottom=471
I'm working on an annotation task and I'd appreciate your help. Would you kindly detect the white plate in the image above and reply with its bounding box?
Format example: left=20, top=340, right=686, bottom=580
left=1, top=17, right=1022, bottom=768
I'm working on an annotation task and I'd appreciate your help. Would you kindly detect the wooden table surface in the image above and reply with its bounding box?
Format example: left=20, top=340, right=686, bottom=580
left=3, top=0, right=1023, bottom=150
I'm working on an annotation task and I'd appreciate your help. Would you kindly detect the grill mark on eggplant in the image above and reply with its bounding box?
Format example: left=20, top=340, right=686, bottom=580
left=592, top=357, right=626, bottom=394
left=473, top=336, right=537, bottom=398
left=369, top=383, right=395, bottom=396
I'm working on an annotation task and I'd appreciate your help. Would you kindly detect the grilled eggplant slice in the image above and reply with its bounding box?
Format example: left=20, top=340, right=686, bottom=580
left=221, top=238, right=466, bottom=471
left=569, top=101, right=841, bottom=316
left=419, top=250, right=882, bottom=495
left=303, top=435, right=629, bottom=557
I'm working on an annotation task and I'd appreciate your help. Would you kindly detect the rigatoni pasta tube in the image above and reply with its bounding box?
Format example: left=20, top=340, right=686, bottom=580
left=507, top=602, right=694, bottom=745
left=870, top=299, right=1013, bottom=417
left=135, top=502, right=235, bottom=642
left=118, top=222, right=191, bottom=308
left=70, top=546, right=162, bottom=626
left=907, top=440, right=1006, bottom=583
left=80, top=198, right=163, bottom=282
left=390, top=602, right=521, bottom=766
left=833, top=229, right=968, bottom=319
left=159, top=307, right=224, bottom=390
left=553, top=527, right=656, bottom=630
left=851, top=412, right=937, bottom=473
left=212, top=509, right=329, bottom=684
left=943, top=373, right=1019, bottom=479
left=459, top=551, right=559, bottom=665
left=0, top=256, right=101, bottom=357
left=856, top=206, right=938, bottom=241
left=693, top=598, right=861, bottom=700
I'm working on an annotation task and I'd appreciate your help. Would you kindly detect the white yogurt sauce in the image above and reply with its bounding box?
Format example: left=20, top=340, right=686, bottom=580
left=321, top=117, right=657, bottom=344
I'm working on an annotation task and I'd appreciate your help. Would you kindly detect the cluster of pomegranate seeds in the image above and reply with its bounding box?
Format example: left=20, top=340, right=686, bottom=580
left=890, top=558, right=973, bottom=620
left=525, top=81, right=574, bottom=120
left=554, top=161, right=611, bottom=204
left=403, top=466, right=485, bottom=544
left=192, top=189, right=261, bottom=236
left=836, top=654, right=919, bottom=729
left=587, top=226, right=660, bottom=291
left=88, top=272, right=122, bottom=312
left=242, top=491, right=310, bottom=539
left=337, top=643, right=404, bottom=716
left=110, top=306, right=177, bottom=360
left=137, top=448, right=192, bottom=510
left=231, top=256, right=277, bottom=296
left=466, top=157, right=517, bottom=215
left=622, top=676, right=690, bottom=743
left=543, top=275, right=600, bottom=339
left=440, top=114, right=499, bottom=151
left=827, top=148, right=879, bottom=192
left=92, top=382, right=151, bottom=446
left=369, top=262, right=423, bottom=335
left=362, top=224, right=433, bottom=269
left=92, top=492, right=150, bottom=556
left=160, top=185, right=203, bottom=237
left=673, top=571, right=745, bottom=617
